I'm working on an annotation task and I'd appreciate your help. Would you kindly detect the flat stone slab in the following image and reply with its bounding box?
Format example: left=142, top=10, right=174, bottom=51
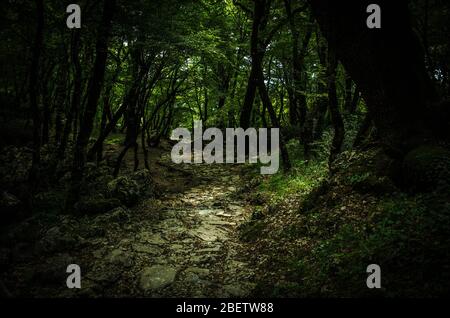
left=139, top=265, right=177, bottom=291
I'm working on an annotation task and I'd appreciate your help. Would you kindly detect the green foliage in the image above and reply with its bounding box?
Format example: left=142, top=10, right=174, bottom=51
left=258, top=162, right=327, bottom=199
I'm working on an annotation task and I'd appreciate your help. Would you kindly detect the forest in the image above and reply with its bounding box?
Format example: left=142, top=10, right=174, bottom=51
left=0, top=0, right=449, bottom=298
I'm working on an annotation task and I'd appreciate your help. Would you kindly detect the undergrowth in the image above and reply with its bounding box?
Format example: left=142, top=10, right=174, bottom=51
left=241, top=147, right=450, bottom=297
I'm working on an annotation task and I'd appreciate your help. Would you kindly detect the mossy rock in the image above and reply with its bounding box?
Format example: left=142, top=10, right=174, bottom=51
left=107, top=176, right=140, bottom=206
left=402, top=145, right=450, bottom=192
left=130, top=170, right=156, bottom=197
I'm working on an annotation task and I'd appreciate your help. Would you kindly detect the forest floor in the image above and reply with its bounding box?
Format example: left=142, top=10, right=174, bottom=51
left=2, top=137, right=450, bottom=297
left=1, top=138, right=257, bottom=297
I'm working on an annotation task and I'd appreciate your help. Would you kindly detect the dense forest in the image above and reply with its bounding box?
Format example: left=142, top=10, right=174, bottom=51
left=0, top=0, right=450, bottom=298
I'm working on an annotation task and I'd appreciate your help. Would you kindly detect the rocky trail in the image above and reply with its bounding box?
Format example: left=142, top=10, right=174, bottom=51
left=2, top=150, right=257, bottom=297
left=119, top=156, right=256, bottom=297
left=130, top=159, right=253, bottom=297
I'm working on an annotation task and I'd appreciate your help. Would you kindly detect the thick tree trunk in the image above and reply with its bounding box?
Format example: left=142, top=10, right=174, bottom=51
left=67, top=0, right=116, bottom=209
left=309, top=0, right=437, bottom=156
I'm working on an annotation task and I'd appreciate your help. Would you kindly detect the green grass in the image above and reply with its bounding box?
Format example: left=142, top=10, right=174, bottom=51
left=258, top=159, right=327, bottom=199
left=104, top=133, right=125, bottom=145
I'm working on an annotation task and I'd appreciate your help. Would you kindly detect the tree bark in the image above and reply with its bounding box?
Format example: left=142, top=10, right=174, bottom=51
left=257, top=68, right=292, bottom=170
left=308, top=0, right=437, bottom=156
left=57, top=30, right=82, bottom=161
left=28, top=0, right=44, bottom=186
left=240, top=0, right=267, bottom=129
left=67, top=0, right=116, bottom=209
left=327, top=48, right=344, bottom=167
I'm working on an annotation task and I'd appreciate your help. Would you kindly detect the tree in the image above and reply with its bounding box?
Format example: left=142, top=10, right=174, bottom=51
left=28, top=0, right=45, bottom=187
left=66, top=0, right=117, bottom=209
left=308, top=0, right=439, bottom=157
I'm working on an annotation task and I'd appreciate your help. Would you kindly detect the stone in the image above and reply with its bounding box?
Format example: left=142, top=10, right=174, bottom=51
left=222, top=284, right=249, bottom=297
left=107, top=176, right=140, bottom=206
left=185, top=267, right=210, bottom=276
left=75, top=197, right=121, bottom=215
left=0, top=191, right=21, bottom=212
left=132, top=243, right=161, bottom=255
left=197, top=245, right=221, bottom=253
left=94, top=206, right=130, bottom=223
left=107, top=249, right=133, bottom=267
left=36, top=225, right=80, bottom=253
left=131, top=170, right=156, bottom=197
left=139, top=265, right=177, bottom=291
left=138, top=232, right=166, bottom=245
left=87, top=265, right=123, bottom=284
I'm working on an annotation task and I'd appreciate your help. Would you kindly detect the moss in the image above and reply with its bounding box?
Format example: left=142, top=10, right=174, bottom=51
left=107, top=176, right=140, bottom=206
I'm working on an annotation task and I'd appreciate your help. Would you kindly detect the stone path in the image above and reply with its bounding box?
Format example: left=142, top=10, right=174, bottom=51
left=81, top=157, right=256, bottom=297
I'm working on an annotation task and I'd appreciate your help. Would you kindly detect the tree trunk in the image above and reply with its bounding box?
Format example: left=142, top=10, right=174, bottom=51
left=57, top=30, right=82, bottom=161
left=309, top=0, right=437, bottom=156
left=28, top=0, right=44, bottom=187
left=353, top=111, right=373, bottom=148
left=240, top=0, right=266, bottom=129
left=67, top=0, right=116, bottom=209
left=327, top=48, right=344, bottom=167
left=257, top=68, right=291, bottom=170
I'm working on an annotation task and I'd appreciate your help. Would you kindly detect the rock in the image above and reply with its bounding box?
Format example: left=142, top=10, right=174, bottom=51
left=36, top=225, right=80, bottom=253
left=81, top=224, right=106, bottom=238
left=228, top=204, right=245, bottom=215
left=0, top=191, right=21, bottom=212
left=190, top=253, right=217, bottom=264
left=132, top=243, right=161, bottom=255
left=197, top=245, right=221, bottom=253
left=138, top=232, right=166, bottom=245
left=189, top=225, right=227, bottom=242
left=221, top=284, right=249, bottom=297
left=131, top=170, right=156, bottom=197
left=107, top=177, right=140, bottom=206
left=75, top=197, right=121, bottom=215
left=139, top=265, right=177, bottom=291
left=92, top=247, right=107, bottom=259
left=93, top=206, right=130, bottom=224
left=190, top=229, right=217, bottom=242
left=86, top=265, right=123, bottom=285
left=206, top=220, right=236, bottom=227
left=107, top=249, right=133, bottom=267
left=185, top=267, right=210, bottom=276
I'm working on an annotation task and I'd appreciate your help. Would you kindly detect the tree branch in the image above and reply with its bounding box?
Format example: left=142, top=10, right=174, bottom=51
left=233, top=0, right=253, bottom=17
